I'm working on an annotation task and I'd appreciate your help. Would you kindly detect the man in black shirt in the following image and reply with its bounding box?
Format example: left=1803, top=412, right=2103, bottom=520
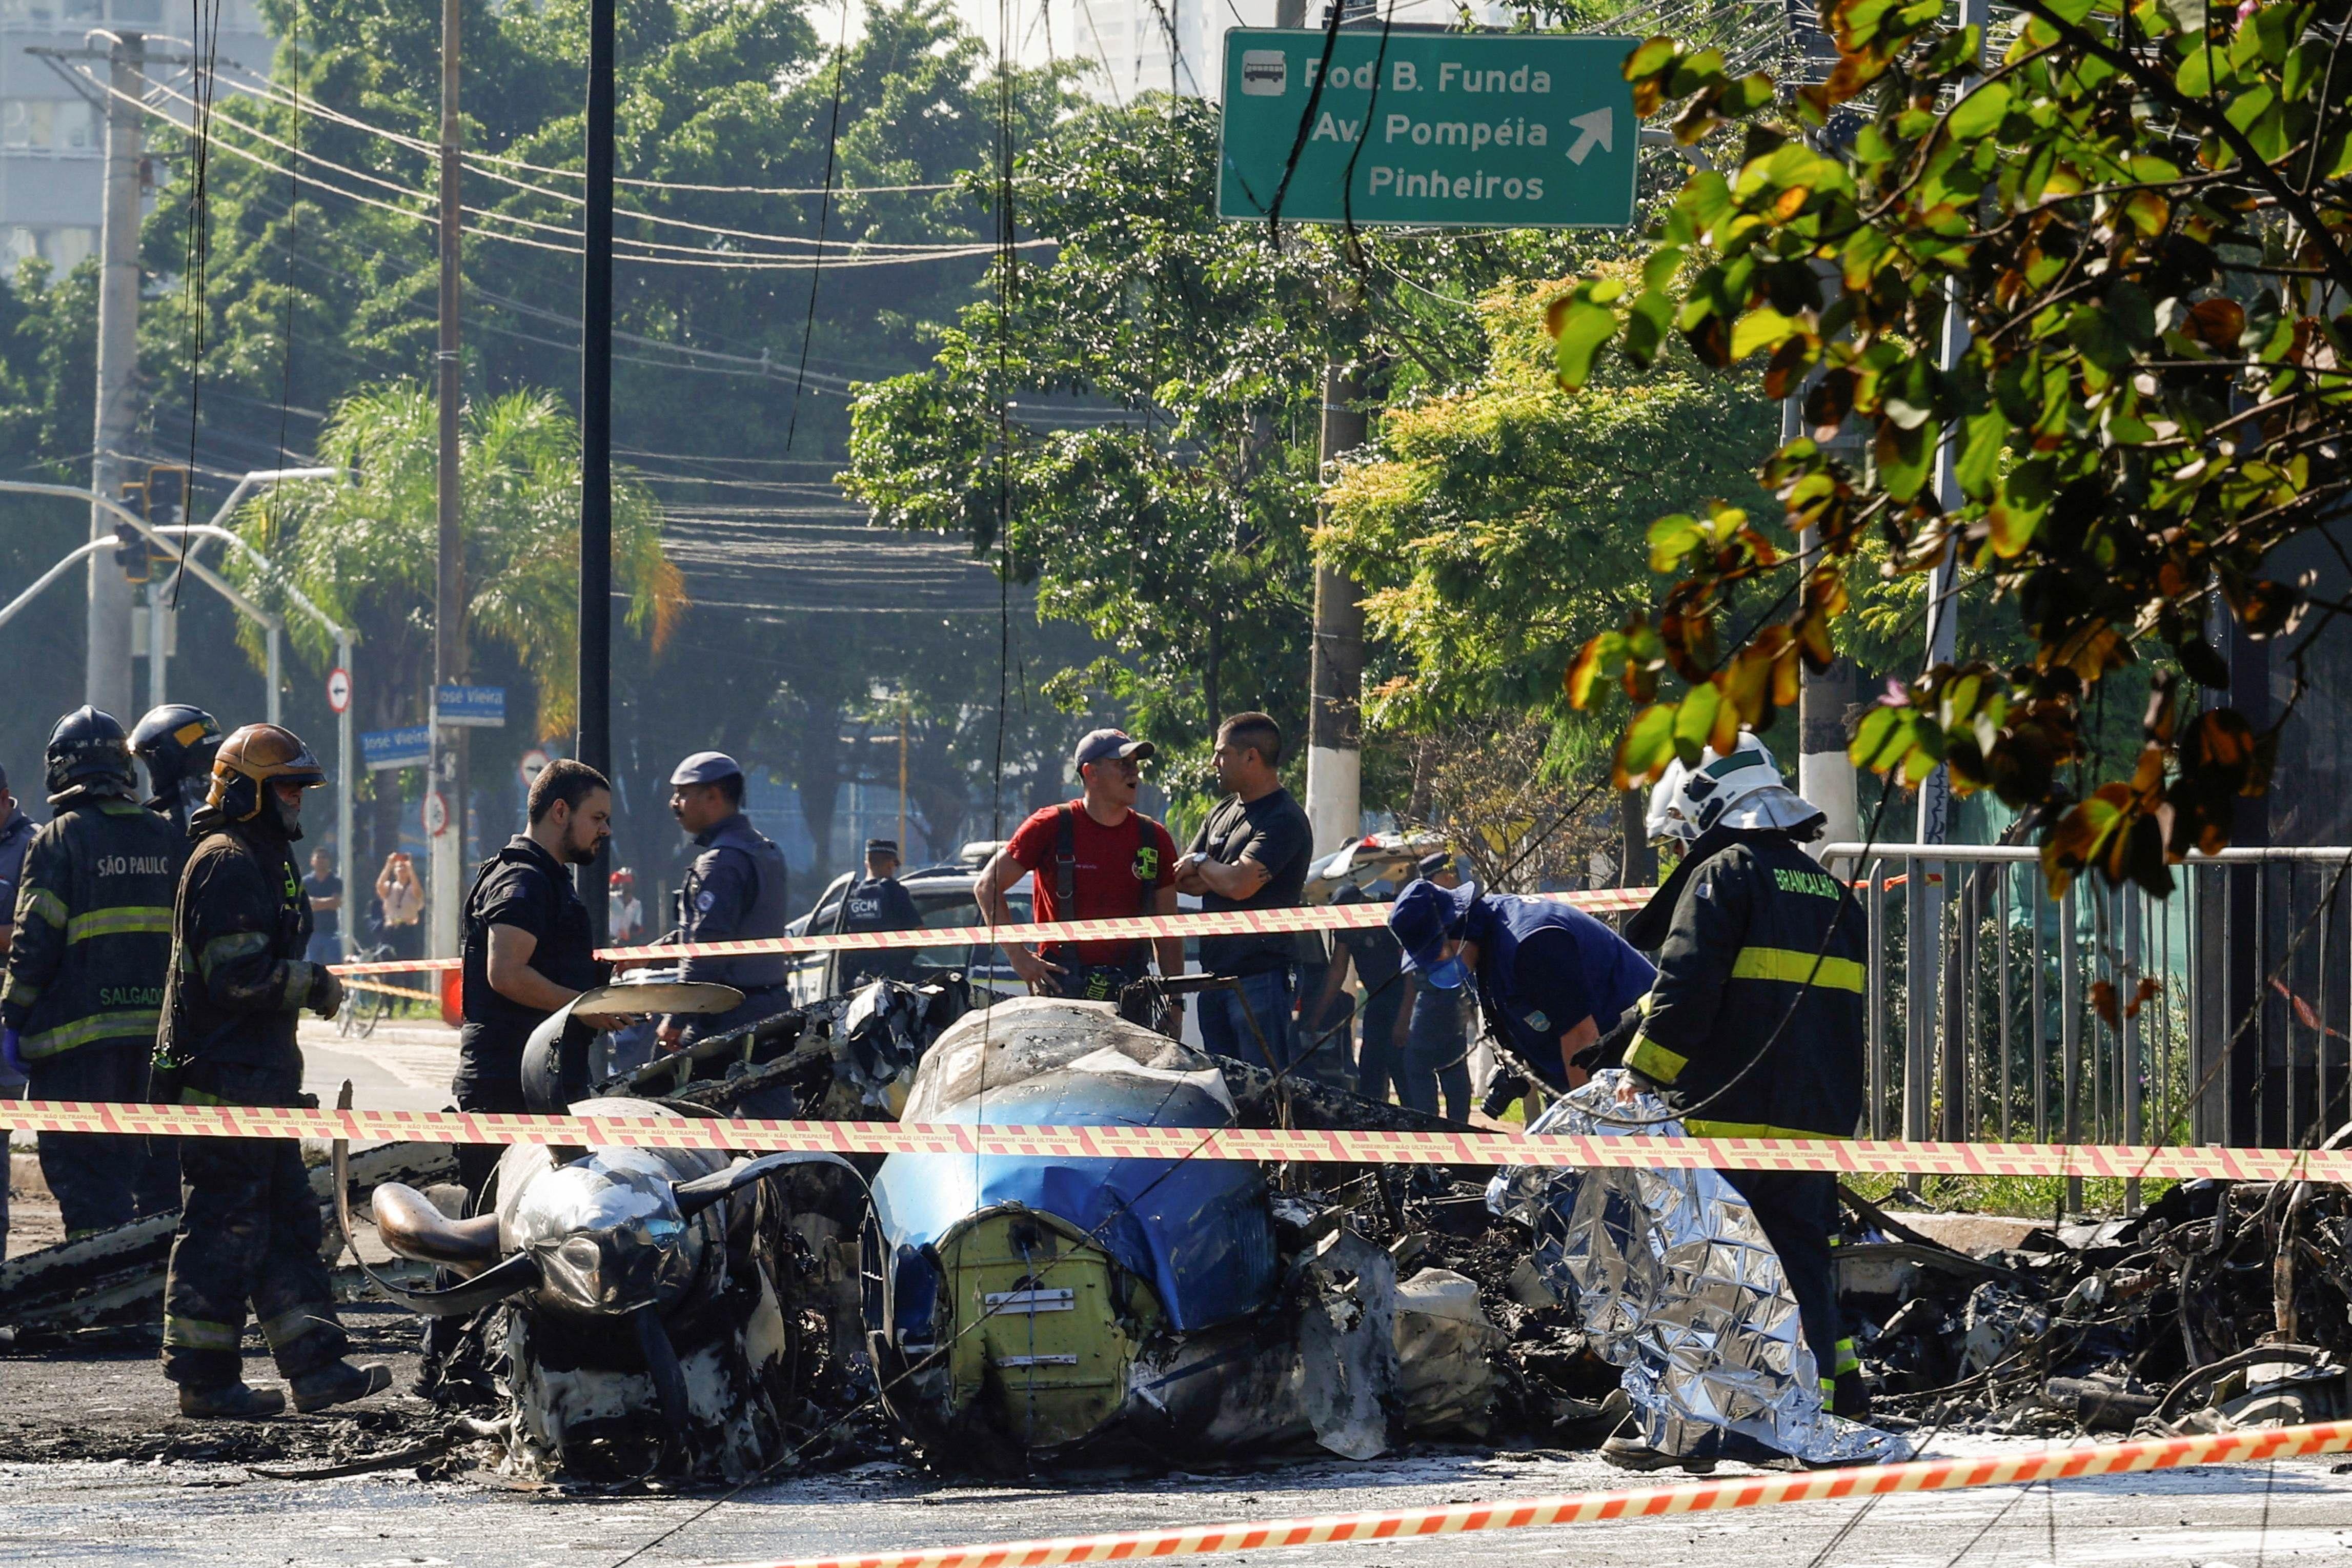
left=835, top=838, right=922, bottom=989
left=1174, top=711, right=1312, bottom=1070
left=453, top=759, right=623, bottom=1200
left=302, top=848, right=343, bottom=966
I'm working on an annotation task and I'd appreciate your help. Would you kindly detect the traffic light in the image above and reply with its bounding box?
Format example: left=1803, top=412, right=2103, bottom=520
left=144, top=464, right=187, bottom=529
left=113, top=481, right=148, bottom=583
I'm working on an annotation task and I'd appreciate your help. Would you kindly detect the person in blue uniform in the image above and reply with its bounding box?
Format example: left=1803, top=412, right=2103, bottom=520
left=656, top=751, right=793, bottom=1049
left=835, top=838, right=922, bottom=990
left=1389, top=865, right=1656, bottom=1099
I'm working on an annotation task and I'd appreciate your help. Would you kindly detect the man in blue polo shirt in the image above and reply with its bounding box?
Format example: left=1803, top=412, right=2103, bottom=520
left=1388, top=874, right=1654, bottom=1094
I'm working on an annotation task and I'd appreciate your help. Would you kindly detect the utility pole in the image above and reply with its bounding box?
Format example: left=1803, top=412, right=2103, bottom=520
left=576, top=0, right=615, bottom=941
left=429, top=0, right=467, bottom=959
left=1295, top=0, right=1368, bottom=861
left=1784, top=395, right=1859, bottom=848
left=86, top=30, right=143, bottom=720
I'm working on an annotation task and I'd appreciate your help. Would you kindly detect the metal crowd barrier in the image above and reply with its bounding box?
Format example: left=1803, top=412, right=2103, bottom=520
left=1815, top=844, right=2352, bottom=1197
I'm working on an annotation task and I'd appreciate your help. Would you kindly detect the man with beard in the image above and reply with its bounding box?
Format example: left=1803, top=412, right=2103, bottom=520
left=452, top=759, right=626, bottom=1200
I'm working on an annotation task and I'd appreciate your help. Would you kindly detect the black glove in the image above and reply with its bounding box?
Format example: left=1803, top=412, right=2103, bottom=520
left=309, top=966, right=346, bottom=1019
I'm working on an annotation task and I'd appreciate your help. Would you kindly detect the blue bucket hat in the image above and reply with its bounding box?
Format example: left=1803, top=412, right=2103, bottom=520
left=1389, top=875, right=1479, bottom=982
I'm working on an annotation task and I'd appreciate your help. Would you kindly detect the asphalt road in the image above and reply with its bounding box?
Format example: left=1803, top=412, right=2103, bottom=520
left=5, top=1439, right=2351, bottom=1568
left=298, top=1019, right=459, bottom=1116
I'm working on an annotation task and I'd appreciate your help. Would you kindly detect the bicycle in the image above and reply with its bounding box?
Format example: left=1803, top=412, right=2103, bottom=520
left=337, top=941, right=395, bottom=1038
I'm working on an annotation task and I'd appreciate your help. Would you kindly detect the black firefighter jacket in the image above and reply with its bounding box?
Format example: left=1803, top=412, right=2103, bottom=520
left=156, top=817, right=326, bottom=1098
left=0, top=795, right=181, bottom=1063
left=1617, top=825, right=1867, bottom=1141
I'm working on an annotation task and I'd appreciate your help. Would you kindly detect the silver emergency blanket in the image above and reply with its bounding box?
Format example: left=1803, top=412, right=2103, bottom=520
left=1487, top=1073, right=1909, bottom=1467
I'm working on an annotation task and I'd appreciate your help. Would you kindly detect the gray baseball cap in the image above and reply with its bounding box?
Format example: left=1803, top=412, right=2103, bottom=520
left=1072, top=728, right=1154, bottom=773
left=669, top=750, right=744, bottom=787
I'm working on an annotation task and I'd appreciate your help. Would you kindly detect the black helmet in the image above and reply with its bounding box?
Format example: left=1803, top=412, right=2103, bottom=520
left=44, top=705, right=135, bottom=802
left=130, top=703, right=221, bottom=810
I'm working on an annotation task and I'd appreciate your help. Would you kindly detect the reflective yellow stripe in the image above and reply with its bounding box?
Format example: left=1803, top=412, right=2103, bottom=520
left=65, top=906, right=173, bottom=943
left=259, top=1306, right=325, bottom=1347
left=17, top=887, right=65, bottom=929
left=1625, top=1032, right=1687, bottom=1085
left=1835, top=1337, right=1860, bottom=1374
left=2, top=977, right=40, bottom=1008
left=1684, top=1119, right=1851, bottom=1141
left=163, top=1314, right=241, bottom=1350
left=198, top=930, right=271, bottom=976
left=20, top=1008, right=161, bottom=1059
left=1728, top=947, right=1866, bottom=992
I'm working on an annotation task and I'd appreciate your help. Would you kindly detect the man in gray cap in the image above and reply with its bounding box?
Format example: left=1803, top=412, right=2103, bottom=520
left=656, top=751, right=793, bottom=1049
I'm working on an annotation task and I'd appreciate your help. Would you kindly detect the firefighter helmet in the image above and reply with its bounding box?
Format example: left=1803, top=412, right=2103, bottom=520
left=44, top=705, right=135, bottom=801
left=206, top=723, right=327, bottom=823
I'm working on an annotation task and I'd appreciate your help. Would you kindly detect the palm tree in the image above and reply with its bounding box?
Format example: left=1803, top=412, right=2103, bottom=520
left=226, top=380, right=685, bottom=742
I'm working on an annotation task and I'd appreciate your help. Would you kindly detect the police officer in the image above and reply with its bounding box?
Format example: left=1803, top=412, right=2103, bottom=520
left=1389, top=854, right=1656, bottom=1114
left=656, top=751, right=792, bottom=1049
left=1602, top=734, right=1870, bottom=1467
left=151, top=724, right=388, bottom=1417
left=835, top=838, right=921, bottom=990
left=0, top=708, right=183, bottom=1237
left=131, top=702, right=222, bottom=843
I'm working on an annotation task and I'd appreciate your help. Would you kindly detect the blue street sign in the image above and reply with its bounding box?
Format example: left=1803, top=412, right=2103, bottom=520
left=435, top=684, right=506, bottom=729
left=360, top=726, right=431, bottom=771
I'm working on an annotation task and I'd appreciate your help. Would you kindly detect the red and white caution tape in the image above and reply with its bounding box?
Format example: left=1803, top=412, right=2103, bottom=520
left=327, top=886, right=1658, bottom=978
left=708, top=1421, right=2352, bottom=1568
left=6, top=1099, right=2349, bottom=1182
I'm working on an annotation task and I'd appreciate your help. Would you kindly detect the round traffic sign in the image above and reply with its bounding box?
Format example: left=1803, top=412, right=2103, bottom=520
left=518, top=747, right=551, bottom=787
left=325, top=667, right=352, bottom=715
left=423, top=790, right=450, bottom=839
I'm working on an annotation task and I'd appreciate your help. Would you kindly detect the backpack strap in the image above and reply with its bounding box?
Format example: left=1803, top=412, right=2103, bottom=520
left=1054, top=804, right=1078, bottom=910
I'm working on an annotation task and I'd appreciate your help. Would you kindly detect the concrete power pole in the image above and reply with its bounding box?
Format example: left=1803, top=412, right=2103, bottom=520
left=86, top=30, right=144, bottom=719
left=429, top=0, right=467, bottom=959
left=1305, top=357, right=1367, bottom=860
left=1293, top=0, right=1369, bottom=861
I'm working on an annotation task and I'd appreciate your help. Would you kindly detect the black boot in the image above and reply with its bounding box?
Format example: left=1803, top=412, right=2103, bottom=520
left=290, top=1360, right=393, bottom=1414
left=179, top=1382, right=286, bottom=1420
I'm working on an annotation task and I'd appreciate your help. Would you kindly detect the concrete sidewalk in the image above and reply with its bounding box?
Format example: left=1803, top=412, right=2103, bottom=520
left=297, top=1018, right=459, bottom=1115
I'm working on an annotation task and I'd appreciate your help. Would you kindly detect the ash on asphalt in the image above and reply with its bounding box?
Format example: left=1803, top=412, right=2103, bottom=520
left=1, top=1302, right=437, bottom=1469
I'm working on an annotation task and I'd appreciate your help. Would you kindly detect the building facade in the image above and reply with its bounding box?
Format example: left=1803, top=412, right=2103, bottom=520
left=0, top=0, right=272, bottom=272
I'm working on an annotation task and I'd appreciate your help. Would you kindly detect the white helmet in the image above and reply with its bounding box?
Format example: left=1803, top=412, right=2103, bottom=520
left=1646, top=760, right=1697, bottom=844
left=1664, top=732, right=1819, bottom=839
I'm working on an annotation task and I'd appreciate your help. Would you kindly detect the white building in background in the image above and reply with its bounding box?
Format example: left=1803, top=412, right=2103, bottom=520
left=0, top=0, right=273, bottom=273
left=1051, top=0, right=1518, bottom=103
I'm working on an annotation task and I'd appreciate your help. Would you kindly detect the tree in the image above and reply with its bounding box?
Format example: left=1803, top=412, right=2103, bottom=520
left=1546, top=0, right=2352, bottom=893
left=225, top=381, right=681, bottom=858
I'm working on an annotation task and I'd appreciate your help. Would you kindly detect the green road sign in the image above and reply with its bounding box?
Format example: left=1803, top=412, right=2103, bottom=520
left=1217, top=29, right=1638, bottom=230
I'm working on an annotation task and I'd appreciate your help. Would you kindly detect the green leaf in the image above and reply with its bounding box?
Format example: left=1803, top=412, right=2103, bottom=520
left=1647, top=513, right=1703, bottom=572
left=1730, top=307, right=1798, bottom=361
left=1619, top=703, right=1678, bottom=780
left=1947, top=80, right=2013, bottom=140
left=1956, top=408, right=2007, bottom=500
left=1876, top=417, right=1938, bottom=502
left=1624, top=36, right=1677, bottom=79
left=2042, top=0, right=2095, bottom=23
left=2155, top=0, right=2204, bottom=31
left=1550, top=299, right=1621, bottom=390
left=1672, top=683, right=1722, bottom=763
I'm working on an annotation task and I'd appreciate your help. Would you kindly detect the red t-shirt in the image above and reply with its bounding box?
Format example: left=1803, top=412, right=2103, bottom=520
left=1004, top=801, right=1178, bottom=967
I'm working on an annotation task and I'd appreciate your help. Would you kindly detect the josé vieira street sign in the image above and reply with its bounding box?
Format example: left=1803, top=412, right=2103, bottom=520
left=1218, top=30, right=1638, bottom=229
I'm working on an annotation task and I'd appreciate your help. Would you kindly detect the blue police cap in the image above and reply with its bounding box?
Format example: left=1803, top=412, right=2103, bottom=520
left=669, top=750, right=744, bottom=787
left=1389, top=875, right=1480, bottom=973
left=865, top=838, right=899, bottom=857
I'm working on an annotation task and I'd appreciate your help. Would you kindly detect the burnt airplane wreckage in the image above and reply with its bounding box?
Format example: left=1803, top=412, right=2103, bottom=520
left=12, top=980, right=2352, bottom=1484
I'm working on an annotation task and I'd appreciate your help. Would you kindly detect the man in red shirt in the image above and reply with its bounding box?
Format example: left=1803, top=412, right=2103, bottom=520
left=976, top=729, right=1184, bottom=1030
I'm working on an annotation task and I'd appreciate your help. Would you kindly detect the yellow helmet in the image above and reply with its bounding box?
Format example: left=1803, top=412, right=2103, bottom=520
left=206, top=723, right=327, bottom=822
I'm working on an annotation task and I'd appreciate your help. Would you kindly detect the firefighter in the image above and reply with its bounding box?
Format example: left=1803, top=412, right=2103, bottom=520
left=130, top=703, right=222, bottom=843
left=154, top=723, right=388, bottom=1419
left=1598, top=732, right=1870, bottom=1470
left=0, top=707, right=183, bottom=1236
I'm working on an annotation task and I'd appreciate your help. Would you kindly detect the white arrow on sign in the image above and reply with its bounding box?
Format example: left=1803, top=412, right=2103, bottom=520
left=1565, top=107, right=1614, bottom=166
left=325, top=666, right=352, bottom=715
